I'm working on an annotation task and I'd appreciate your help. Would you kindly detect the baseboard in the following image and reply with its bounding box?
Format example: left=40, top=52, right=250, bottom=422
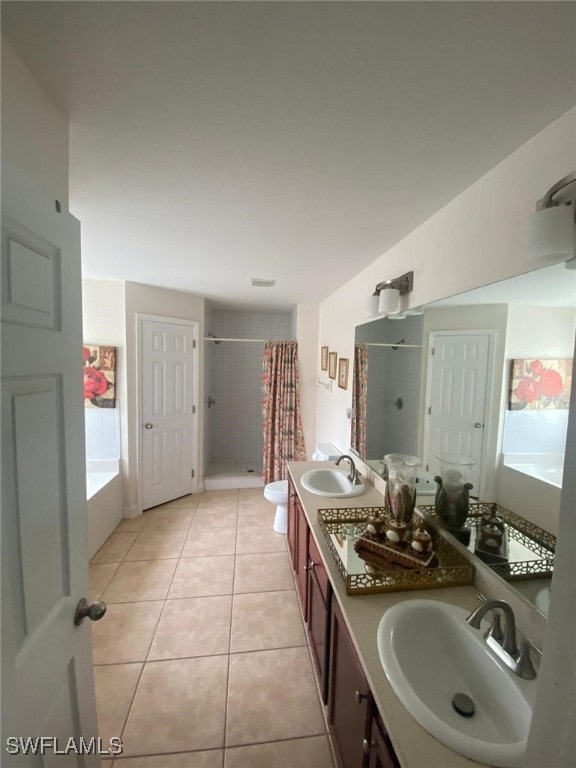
left=122, top=504, right=140, bottom=519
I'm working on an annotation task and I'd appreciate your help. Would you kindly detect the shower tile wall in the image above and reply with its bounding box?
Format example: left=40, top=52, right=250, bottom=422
left=207, top=311, right=292, bottom=475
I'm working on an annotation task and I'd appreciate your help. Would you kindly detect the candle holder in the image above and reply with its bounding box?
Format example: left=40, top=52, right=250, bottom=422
left=434, top=453, right=475, bottom=546
left=383, top=453, right=421, bottom=528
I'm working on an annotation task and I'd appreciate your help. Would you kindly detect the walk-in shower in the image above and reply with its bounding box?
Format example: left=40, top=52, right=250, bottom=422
left=203, top=309, right=293, bottom=489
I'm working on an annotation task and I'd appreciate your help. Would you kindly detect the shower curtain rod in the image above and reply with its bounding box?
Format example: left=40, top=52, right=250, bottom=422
left=363, top=342, right=423, bottom=348
left=202, top=337, right=296, bottom=343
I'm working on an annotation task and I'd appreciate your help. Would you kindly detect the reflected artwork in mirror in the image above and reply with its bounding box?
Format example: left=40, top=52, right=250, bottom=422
left=351, top=262, right=576, bottom=616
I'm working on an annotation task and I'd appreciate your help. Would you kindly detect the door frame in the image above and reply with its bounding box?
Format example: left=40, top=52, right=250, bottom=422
left=422, top=329, right=497, bottom=500
left=136, top=313, right=200, bottom=511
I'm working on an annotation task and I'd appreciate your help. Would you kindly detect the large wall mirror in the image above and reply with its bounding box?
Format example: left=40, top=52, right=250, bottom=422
left=351, top=261, right=576, bottom=617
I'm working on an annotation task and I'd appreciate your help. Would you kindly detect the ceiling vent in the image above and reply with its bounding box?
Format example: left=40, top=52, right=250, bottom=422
left=251, top=278, right=276, bottom=288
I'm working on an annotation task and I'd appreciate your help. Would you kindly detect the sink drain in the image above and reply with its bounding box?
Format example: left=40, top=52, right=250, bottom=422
left=452, top=693, right=475, bottom=718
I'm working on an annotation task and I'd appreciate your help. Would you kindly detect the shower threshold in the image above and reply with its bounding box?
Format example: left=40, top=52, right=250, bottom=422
left=205, top=458, right=263, bottom=490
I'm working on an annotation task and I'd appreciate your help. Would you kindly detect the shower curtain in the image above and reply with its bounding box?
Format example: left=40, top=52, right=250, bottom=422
left=351, top=343, right=368, bottom=458
left=262, top=341, right=306, bottom=484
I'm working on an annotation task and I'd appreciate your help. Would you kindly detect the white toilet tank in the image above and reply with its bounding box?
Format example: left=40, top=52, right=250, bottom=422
left=312, top=443, right=341, bottom=461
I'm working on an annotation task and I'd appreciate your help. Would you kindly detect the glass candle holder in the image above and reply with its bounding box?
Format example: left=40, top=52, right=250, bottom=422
left=434, top=453, right=475, bottom=541
left=383, top=453, right=421, bottom=526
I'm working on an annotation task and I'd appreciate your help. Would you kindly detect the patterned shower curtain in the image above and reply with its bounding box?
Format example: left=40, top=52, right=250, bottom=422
left=262, top=341, right=306, bottom=484
left=351, top=343, right=368, bottom=459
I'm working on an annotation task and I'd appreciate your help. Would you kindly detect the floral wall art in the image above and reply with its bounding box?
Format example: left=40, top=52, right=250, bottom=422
left=83, top=345, right=117, bottom=408
left=508, top=358, right=572, bottom=410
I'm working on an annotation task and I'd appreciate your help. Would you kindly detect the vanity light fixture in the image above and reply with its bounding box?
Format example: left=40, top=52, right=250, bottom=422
left=528, top=171, right=575, bottom=265
left=367, top=271, right=414, bottom=318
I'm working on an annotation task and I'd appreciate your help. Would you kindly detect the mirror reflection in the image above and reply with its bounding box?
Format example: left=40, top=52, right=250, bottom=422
left=351, top=262, right=576, bottom=616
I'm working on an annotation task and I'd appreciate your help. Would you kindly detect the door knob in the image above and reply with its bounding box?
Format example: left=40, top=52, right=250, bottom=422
left=474, top=422, right=483, bottom=429
left=74, top=598, right=107, bottom=626
left=144, top=423, right=154, bottom=429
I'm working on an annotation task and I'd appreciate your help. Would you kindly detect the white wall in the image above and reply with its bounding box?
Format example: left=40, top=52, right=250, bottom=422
left=124, top=281, right=205, bottom=516
left=294, top=302, right=319, bottom=459
left=1, top=36, right=69, bottom=206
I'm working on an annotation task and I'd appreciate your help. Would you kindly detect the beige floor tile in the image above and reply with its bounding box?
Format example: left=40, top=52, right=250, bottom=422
left=224, top=736, right=334, bottom=768
left=91, top=533, right=139, bottom=564
left=169, top=556, right=235, bottom=598
left=237, top=487, right=265, bottom=504
left=151, top=494, right=199, bottom=511
left=181, top=527, right=236, bottom=557
left=124, top=530, right=187, bottom=561
left=101, top=559, right=178, bottom=603
left=190, top=506, right=238, bottom=529
left=115, top=517, right=148, bottom=533
left=92, top=602, right=163, bottom=664
left=196, top=489, right=239, bottom=507
left=90, top=563, right=120, bottom=601
left=111, top=752, right=222, bottom=768
left=121, top=656, right=228, bottom=755
left=230, top=591, right=306, bottom=653
left=235, top=525, right=286, bottom=555
left=148, top=596, right=232, bottom=660
left=143, top=507, right=194, bottom=530
left=237, top=504, right=273, bottom=527
left=226, top=647, right=325, bottom=746
left=94, top=663, right=142, bottom=745
left=234, top=552, right=294, bottom=594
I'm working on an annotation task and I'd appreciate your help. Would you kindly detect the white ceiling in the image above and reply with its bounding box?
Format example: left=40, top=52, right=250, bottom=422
left=3, top=2, right=575, bottom=310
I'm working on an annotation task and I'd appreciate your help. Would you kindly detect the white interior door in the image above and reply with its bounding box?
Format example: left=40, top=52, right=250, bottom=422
left=141, top=318, right=197, bottom=510
left=1, top=165, right=102, bottom=764
left=424, top=332, right=492, bottom=494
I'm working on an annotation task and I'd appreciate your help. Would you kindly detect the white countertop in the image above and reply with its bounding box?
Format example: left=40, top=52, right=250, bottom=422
left=288, top=460, right=490, bottom=768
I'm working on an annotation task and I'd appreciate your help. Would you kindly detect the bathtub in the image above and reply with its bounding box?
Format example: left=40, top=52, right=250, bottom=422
left=498, top=453, right=562, bottom=536
left=86, top=460, right=122, bottom=559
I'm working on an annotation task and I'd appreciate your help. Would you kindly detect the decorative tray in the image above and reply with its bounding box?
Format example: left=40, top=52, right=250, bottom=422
left=418, top=503, right=556, bottom=581
left=317, top=507, right=474, bottom=596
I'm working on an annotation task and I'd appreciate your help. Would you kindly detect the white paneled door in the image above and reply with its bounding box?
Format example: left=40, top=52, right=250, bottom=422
left=141, top=319, right=197, bottom=510
left=1, top=166, right=102, bottom=764
left=424, top=332, right=492, bottom=494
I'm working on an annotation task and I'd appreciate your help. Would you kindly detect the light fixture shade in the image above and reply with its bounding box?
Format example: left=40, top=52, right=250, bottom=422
left=378, top=287, right=400, bottom=315
left=367, top=293, right=380, bottom=317
left=527, top=206, right=575, bottom=263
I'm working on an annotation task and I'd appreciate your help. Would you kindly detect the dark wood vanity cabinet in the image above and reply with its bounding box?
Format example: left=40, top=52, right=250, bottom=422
left=307, top=533, right=332, bottom=703
left=329, top=598, right=373, bottom=768
left=287, top=477, right=309, bottom=618
left=367, top=711, right=401, bottom=768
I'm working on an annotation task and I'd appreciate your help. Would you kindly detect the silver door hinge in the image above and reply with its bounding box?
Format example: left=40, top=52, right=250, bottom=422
left=191, top=469, right=195, bottom=478
left=192, top=405, right=196, bottom=414
left=193, top=339, right=196, bottom=348
left=428, top=406, right=432, bottom=415
left=430, top=347, right=435, bottom=356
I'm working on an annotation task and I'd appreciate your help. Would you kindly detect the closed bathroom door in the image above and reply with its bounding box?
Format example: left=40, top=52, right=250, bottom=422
left=140, top=318, right=198, bottom=509
left=424, top=332, right=492, bottom=494
left=1, top=164, right=100, bottom=762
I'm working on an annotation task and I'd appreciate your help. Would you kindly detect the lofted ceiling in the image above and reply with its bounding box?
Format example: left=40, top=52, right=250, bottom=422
left=2, top=2, right=575, bottom=310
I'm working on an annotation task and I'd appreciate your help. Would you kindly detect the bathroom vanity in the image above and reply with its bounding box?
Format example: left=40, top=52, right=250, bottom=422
left=288, top=461, right=503, bottom=768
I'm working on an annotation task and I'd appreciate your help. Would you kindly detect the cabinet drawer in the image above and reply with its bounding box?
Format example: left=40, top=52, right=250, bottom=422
left=308, top=534, right=329, bottom=602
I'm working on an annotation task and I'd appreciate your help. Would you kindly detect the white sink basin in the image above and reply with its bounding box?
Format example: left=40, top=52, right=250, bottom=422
left=377, top=599, right=535, bottom=767
left=300, top=468, right=365, bottom=498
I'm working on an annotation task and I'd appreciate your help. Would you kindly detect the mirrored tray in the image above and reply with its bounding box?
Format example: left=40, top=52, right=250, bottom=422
left=418, top=503, right=556, bottom=581
left=318, top=506, right=474, bottom=596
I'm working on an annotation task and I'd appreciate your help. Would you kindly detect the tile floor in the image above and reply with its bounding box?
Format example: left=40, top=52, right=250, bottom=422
left=90, top=488, right=336, bottom=768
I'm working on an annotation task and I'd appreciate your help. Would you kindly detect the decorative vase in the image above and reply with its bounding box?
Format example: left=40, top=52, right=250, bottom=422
left=383, top=453, right=421, bottom=527
left=434, top=453, right=475, bottom=545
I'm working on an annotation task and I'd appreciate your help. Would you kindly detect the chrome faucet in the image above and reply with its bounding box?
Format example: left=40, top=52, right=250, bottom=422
left=466, top=598, right=536, bottom=680
left=335, top=455, right=362, bottom=485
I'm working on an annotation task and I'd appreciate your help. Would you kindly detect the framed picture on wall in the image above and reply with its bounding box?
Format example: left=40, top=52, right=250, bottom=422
left=338, top=357, right=349, bottom=389
left=328, top=352, right=337, bottom=379
left=321, top=346, right=329, bottom=371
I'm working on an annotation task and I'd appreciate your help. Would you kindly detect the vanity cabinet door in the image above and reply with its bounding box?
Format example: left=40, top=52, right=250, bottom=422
left=295, top=496, right=309, bottom=617
left=287, top=476, right=299, bottom=568
left=307, top=534, right=332, bottom=703
left=329, top=599, right=372, bottom=768
left=367, top=711, right=401, bottom=768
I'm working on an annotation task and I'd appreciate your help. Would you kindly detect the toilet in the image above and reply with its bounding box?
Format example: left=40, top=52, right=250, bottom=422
left=264, top=480, right=289, bottom=534
left=264, top=444, right=341, bottom=534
